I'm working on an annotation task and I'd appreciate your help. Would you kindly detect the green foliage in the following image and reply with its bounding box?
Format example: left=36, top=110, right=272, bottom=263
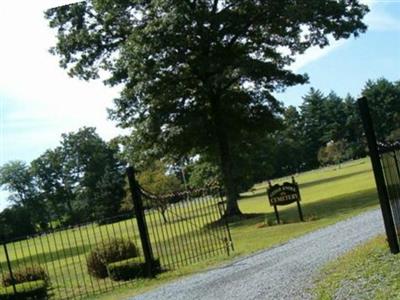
left=86, top=238, right=139, bottom=279
left=0, top=161, right=35, bottom=205
left=108, top=258, right=161, bottom=281
left=318, top=140, right=347, bottom=166
left=0, top=206, right=36, bottom=240
left=58, top=127, right=126, bottom=222
left=137, top=162, right=182, bottom=196
left=187, top=161, right=221, bottom=189
left=107, top=257, right=145, bottom=281
left=388, top=128, right=400, bottom=141
left=300, top=89, right=332, bottom=168
left=46, top=0, right=369, bottom=217
left=30, top=148, right=74, bottom=223
left=2, top=265, right=49, bottom=287
left=0, top=280, right=47, bottom=300
left=136, top=161, right=182, bottom=223
left=285, top=89, right=364, bottom=172
left=31, top=127, right=125, bottom=225
left=1, top=127, right=127, bottom=230
left=0, top=161, right=45, bottom=230
left=361, top=78, right=400, bottom=140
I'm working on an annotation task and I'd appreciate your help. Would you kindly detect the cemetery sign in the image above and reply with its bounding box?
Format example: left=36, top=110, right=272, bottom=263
left=267, top=177, right=304, bottom=224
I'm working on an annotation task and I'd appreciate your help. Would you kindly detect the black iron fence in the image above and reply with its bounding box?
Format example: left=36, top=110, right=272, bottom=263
left=380, top=142, right=400, bottom=242
left=0, top=168, right=233, bottom=299
left=358, top=97, right=400, bottom=254
left=140, top=185, right=233, bottom=270
left=0, top=212, right=144, bottom=299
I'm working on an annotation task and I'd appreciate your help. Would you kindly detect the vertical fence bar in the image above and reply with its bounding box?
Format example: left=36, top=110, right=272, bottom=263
left=176, top=197, right=202, bottom=263
left=127, top=166, right=155, bottom=277
left=3, top=242, right=17, bottom=295
left=168, top=200, right=191, bottom=265
left=191, top=192, right=214, bottom=257
left=218, top=189, right=234, bottom=252
left=217, top=192, right=235, bottom=255
left=201, top=193, right=221, bottom=255
left=358, top=97, right=399, bottom=254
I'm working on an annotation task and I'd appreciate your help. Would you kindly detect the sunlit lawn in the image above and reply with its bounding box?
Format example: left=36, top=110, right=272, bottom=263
left=89, top=158, right=379, bottom=299
left=313, top=235, right=400, bottom=299
left=0, top=158, right=379, bottom=299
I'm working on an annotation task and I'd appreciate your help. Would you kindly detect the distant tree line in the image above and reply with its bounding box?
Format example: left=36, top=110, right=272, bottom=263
left=0, top=127, right=126, bottom=239
left=121, top=77, right=400, bottom=193
left=0, top=128, right=184, bottom=240
left=1, top=77, right=399, bottom=239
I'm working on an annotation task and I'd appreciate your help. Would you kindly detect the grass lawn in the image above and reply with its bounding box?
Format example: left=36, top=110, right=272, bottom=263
left=0, top=158, right=380, bottom=299
left=88, top=158, right=380, bottom=300
left=313, top=235, right=400, bottom=300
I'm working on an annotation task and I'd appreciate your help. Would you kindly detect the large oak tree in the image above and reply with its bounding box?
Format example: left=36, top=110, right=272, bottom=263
left=46, top=0, right=368, bottom=217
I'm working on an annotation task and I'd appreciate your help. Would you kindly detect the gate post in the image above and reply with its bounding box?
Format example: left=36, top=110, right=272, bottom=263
left=358, top=97, right=399, bottom=254
left=126, top=166, right=155, bottom=276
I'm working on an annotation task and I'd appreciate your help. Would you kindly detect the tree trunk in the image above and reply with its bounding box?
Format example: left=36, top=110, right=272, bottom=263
left=218, top=134, right=242, bottom=217
left=210, top=97, right=242, bottom=218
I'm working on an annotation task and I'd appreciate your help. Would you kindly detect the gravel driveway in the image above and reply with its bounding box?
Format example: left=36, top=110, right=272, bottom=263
left=130, top=209, right=383, bottom=300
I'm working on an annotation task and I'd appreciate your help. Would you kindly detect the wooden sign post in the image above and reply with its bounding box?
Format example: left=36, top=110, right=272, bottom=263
left=267, top=176, right=304, bottom=224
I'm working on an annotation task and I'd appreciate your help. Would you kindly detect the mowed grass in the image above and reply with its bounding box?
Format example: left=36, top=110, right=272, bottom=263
left=89, top=158, right=380, bottom=300
left=313, top=235, right=400, bottom=300
left=0, top=158, right=379, bottom=300
left=233, top=158, right=378, bottom=255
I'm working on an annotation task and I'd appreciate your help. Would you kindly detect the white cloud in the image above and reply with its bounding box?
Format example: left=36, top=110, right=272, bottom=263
left=0, top=1, right=125, bottom=153
left=290, top=39, right=346, bottom=72
left=288, top=0, right=397, bottom=72
left=365, top=8, right=400, bottom=31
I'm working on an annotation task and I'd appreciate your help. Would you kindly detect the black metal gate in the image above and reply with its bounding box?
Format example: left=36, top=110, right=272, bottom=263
left=127, top=167, right=234, bottom=273
left=358, top=97, right=400, bottom=254
left=380, top=142, right=400, bottom=240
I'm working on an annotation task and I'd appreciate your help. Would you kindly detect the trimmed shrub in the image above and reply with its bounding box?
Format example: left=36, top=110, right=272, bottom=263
left=2, top=265, right=49, bottom=287
left=0, top=280, right=47, bottom=300
left=107, top=258, right=161, bottom=281
left=107, top=257, right=144, bottom=281
left=87, top=238, right=139, bottom=278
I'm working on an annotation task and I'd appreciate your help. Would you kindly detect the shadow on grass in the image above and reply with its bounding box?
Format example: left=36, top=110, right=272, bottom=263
left=240, top=191, right=267, bottom=199
left=229, top=187, right=378, bottom=228
left=0, top=243, right=91, bottom=272
left=298, top=169, right=371, bottom=190
left=239, top=168, right=372, bottom=200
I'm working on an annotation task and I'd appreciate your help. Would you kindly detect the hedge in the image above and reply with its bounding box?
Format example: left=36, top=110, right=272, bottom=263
left=2, top=265, right=49, bottom=287
left=0, top=280, right=47, bottom=300
left=87, top=238, right=139, bottom=279
left=107, top=258, right=161, bottom=281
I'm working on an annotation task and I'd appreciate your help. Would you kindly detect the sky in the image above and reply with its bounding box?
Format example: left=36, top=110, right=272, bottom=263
left=0, top=0, right=399, bottom=210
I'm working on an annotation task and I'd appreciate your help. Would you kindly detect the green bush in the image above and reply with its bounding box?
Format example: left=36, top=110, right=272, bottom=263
left=1, top=265, right=49, bottom=287
left=107, top=258, right=161, bottom=281
left=0, top=280, right=47, bottom=300
left=107, top=257, right=144, bottom=281
left=87, top=238, right=139, bottom=278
